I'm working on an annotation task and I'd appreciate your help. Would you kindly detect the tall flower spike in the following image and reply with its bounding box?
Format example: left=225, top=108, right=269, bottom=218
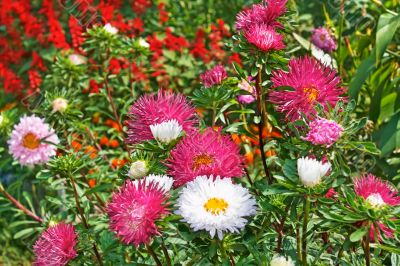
left=269, top=56, right=346, bottom=121
left=126, top=90, right=198, bottom=144
left=167, top=128, right=244, bottom=187
left=33, top=223, right=78, bottom=266
left=107, top=180, right=169, bottom=246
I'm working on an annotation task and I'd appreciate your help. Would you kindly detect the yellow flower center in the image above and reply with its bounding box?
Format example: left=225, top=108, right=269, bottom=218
left=22, top=132, right=40, bottom=150
left=193, top=153, right=214, bottom=170
left=204, top=197, right=228, bottom=215
left=303, top=86, right=319, bottom=103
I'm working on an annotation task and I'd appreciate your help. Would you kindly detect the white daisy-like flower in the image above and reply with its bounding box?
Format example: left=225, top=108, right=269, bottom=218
left=297, top=157, right=331, bottom=187
left=68, top=54, right=87, bottom=65
left=176, top=175, right=257, bottom=240
left=270, top=255, right=294, bottom=266
left=366, top=193, right=386, bottom=209
left=52, top=98, right=68, bottom=113
left=132, top=174, right=174, bottom=193
left=138, top=38, right=150, bottom=48
left=128, top=160, right=148, bottom=179
left=104, top=23, right=118, bottom=34
left=150, top=119, right=183, bottom=144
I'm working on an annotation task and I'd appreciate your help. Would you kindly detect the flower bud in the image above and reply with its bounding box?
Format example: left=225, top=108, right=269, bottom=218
left=52, top=98, right=68, bottom=113
left=128, top=160, right=148, bottom=179
left=138, top=38, right=149, bottom=48
left=104, top=23, right=118, bottom=34
left=297, top=157, right=331, bottom=187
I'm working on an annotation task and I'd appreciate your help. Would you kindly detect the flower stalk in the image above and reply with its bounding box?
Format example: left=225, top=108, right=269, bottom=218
left=302, top=195, right=311, bottom=266
left=146, top=243, right=162, bottom=266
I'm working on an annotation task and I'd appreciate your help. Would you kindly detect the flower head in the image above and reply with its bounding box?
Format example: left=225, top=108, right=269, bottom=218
left=303, top=118, right=343, bottom=147
left=168, top=128, right=244, bottom=187
left=150, top=119, right=183, bottom=144
left=104, top=23, right=118, bottom=34
left=311, top=27, right=337, bottom=53
left=52, top=98, right=68, bottom=113
left=68, top=54, right=87, bottom=65
left=176, top=176, right=257, bottom=240
left=33, top=223, right=78, bottom=266
left=128, top=160, right=148, bottom=179
left=297, top=157, right=331, bottom=187
left=8, top=115, right=59, bottom=166
left=235, top=0, right=287, bottom=31
left=269, top=56, right=346, bottom=121
left=126, top=91, right=198, bottom=144
left=237, top=77, right=256, bottom=104
left=200, top=65, right=227, bottom=88
left=244, top=24, right=285, bottom=52
left=107, top=179, right=169, bottom=246
left=137, top=174, right=174, bottom=193
left=270, top=255, right=295, bottom=266
left=354, top=174, right=400, bottom=208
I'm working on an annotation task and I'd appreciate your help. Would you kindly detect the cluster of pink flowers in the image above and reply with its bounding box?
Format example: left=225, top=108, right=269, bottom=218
left=235, top=0, right=287, bottom=52
left=311, top=27, right=337, bottom=53
left=200, top=64, right=227, bottom=88
left=303, top=118, right=343, bottom=147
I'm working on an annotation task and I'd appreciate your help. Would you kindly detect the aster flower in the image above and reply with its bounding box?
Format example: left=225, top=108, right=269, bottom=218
left=200, top=65, right=227, bottom=88
left=107, top=179, right=169, bottom=246
left=269, top=56, right=346, bottom=121
left=128, top=160, right=148, bottom=179
left=244, top=24, right=285, bottom=52
left=8, top=115, right=59, bottom=166
left=235, top=0, right=287, bottom=31
left=297, top=157, right=331, bottom=187
left=136, top=174, right=174, bottom=193
left=68, top=54, right=87, bottom=65
left=354, top=174, right=400, bottom=208
left=303, top=118, right=343, bottom=147
left=126, top=91, right=198, bottom=144
left=270, top=255, right=295, bottom=266
left=176, top=176, right=257, bottom=240
left=237, top=77, right=256, bottom=104
left=104, top=23, right=118, bottom=34
left=150, top=119, right=183, bottom=144
left=168, top=128, right=244, bottom=187
left=311, top=27, right=337, bottom=53
left=33, top=223, right=78, bottom=266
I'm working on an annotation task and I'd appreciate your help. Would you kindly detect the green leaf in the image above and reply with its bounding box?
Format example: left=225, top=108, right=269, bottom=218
left=14, top=227, right=35, bottom=239
left=349, top=54, right=375, bottom=99
left=349, top=227, right=368, bottom=242
left=376, top=14, right=400, bottom=63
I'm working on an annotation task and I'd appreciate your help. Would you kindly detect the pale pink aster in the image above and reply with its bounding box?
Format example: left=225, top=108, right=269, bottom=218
left=107, top=180, right=169, bottom=246
left=311, top=27, right=337, bottom=53
left=269, top=56, right=346, bottom=121
left=126, top=90, right=198, bottom=144
left=237, top=77, right=256, bottom=104
left=235, top=0, right=287, bottom=30
left=167, top=128, right=244, bottom=187
left=33, top=223, right=78, bottom=266
left=354, top=174, right=400, bottom=207
left=244, top=24, right=285, bottom=52
left=8, top=115, right=59, bottom=166
left=303, top=118, right=343, bottom=147
left=200, top=65, right=227, bottom=88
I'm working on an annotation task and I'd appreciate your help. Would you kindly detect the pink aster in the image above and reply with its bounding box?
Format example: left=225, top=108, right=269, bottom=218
left=200, top=64, right=227, bottom=88
left=167, top=128, right=244, bottom=187
left=107, top=180, right=169, bottom=246
left=126, top=90, right=198, bottom=144
left=303, top=118, right=343, bottom=147
left=244, top=24, right=285, bottom=52
left=269, top=56, right=346, bottom=121
left=311, top=27, right=337, bottom=53
left=33, top=223, right=78, bottom=266
left=235, top=0, right=287, bottom=30
left=354, top=174, right=400, bottom=207
left=237, top=77, right=256, bottom=104
left=8, top=115, right=59, bottom=166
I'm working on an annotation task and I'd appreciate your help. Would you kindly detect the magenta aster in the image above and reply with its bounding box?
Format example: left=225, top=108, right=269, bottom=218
left=235, top=0, right=287, bottom=30
left=354, top=174, right=400, bottom=207
left=303, top=118, right=343, bottom=147
left=311, top=27, right=337, bottom=53
left=269, top=56, right=346, bottom=121
left=8, top=115, right=59, bottom=166
left=126, top=90, right=198, bottom=144
left=167, top=128, right=244, bottom=187
left=244, top=24, right=285, bottom=52
left=107, top=180, right=169, bottom=246
left=33, top=223, right=78, bottom=266
left=200, top=64, right=227, bottom=88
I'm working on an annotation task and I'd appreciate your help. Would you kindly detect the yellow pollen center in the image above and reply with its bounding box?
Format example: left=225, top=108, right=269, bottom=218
left=303, top=87, right=319, bottom=103
left=204, top=197, right=228, bottom=215
left=193, top=153, right=214, bottom=170
left=22, top=132, right=40, bottom=150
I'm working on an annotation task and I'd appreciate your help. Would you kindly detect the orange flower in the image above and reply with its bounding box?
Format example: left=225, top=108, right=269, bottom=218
left=71, top=140, right=82, bottom=151
left=99, top=136, right=109, bottom=146
left=266, top=150, right=277, bottom=157
left=88, top=179, right=96, bottom=188
left=244, top=151, right=254, bottom=165
left=85, top=146, right=97, bottom=159
left=109, top=139, right=119, bottom=148
left=231, top=134, right=241, bottom=145
left=111, top=158, right=127, bottom=169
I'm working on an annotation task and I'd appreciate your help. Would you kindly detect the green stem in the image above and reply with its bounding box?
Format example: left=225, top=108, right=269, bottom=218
left=302, top=196, right=311, bottom=266
left=146, top=244, right=162, bottom=266
left=364, top=231, right=371, bottom=266
left=160, top=239, right=172, bottom=266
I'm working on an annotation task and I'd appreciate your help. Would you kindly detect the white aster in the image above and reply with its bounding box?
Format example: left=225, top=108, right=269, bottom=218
left=150, top=119, right=182, bottom=144
left=128, top=160, right=148, bottom=179
left=297, top=157, right=331, bottom=187
left=270, top=255, right=294, bottom=266
left=104, top=23, right=118, bottom=34
left=138, top=38, right=150, bottom=48
left=144, top=174, right=174, bottom=192
left=176, top=175, right=257, bottom=240
left=68, top=54, right=87, bottom=65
